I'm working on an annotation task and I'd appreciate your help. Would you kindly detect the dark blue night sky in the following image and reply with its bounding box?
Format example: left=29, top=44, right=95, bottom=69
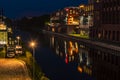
left=0, top=0, right=87, bottom=19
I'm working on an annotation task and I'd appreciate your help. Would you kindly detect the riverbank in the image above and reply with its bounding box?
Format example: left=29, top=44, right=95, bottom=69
left=0, top=46, right=49, bottom=80
left=15, top=50, right=49, bottom=80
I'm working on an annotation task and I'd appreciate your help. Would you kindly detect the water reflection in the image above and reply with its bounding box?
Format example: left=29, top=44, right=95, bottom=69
left=50, top=35, right=120, bottom=80
left=51, top=36, right=54, bottom=47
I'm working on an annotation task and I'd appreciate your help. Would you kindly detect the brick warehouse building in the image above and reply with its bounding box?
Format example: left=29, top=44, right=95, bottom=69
left=90, top=0, right=120, bottom=43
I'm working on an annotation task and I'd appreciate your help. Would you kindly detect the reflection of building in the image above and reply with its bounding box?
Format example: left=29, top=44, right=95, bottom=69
left=90, top=0, right=120, bottom=43
left=90, top=48, right=120, bottom=80
left=49, top=32, right=120, bottom=80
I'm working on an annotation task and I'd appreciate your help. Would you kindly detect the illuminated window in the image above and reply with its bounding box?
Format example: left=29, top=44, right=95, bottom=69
left=86, top=6, right=88, bottom=11
left=0, top=24, right=7, bottom=30
left=56, top=12, right=60, bottom=16
left=61, top=12, right=63, bottom=15
left=76, top=12, right=78, bottom=14
left=70, top=10, right=72, bottom=14
left=96, top=0, right=99, bottom=3
left=0, top=32, right=7, bottom=45
left=73, top=10, right=75, bottom=14
left=92, top=5, right=94, bottom=10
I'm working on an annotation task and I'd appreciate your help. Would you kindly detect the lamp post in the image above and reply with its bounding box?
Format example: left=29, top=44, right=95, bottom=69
left=30, top=41, right=36, bottom=80
left=16, top=36, right=20, bottom=45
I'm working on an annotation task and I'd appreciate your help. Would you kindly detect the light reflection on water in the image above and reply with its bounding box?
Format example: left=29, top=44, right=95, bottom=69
left=52, top=38, right=92, bottom=76
left=50, top=35, right=120, bottom=80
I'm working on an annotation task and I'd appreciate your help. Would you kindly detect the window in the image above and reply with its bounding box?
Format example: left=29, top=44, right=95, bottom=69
left=116, top=31, right=119, bottom=41
left=105, top=30, right=107, bottom=39
left=115, top=56, right=118, bottom=65
left=73, top=10, right=75, bottom=14
left=56, top=12, right=60, bottom=16
left=112, top=31, right=115, bottom=40
left=108, top=31, right=111, bottom=40
left=96, top=0, right=100, bottom=3
left=70, top=10, right=72, bottom=14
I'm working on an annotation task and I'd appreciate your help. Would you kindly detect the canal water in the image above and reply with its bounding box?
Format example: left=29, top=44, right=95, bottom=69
left=15, top=29, right=120, bottom=80
left=35, top=47, right=94, bottom=80
left=39, top=32, right=120, bottom=80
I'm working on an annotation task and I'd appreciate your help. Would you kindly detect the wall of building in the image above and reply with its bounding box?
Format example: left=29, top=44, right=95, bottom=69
left=90, top=0, right=120, bottom=43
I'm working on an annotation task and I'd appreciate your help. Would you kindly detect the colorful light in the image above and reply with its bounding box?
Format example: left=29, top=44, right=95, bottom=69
left=65, top=8, right=69, bottom=11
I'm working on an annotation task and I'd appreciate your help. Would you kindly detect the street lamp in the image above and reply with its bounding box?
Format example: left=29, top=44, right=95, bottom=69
left=16, top=36, right=20, bottom=45
left=30, top=41, right=36, bottom=80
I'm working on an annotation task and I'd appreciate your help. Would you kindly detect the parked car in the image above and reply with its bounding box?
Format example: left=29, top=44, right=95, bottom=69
left=15, top=45, right=23, bottom=54
left=7, top=46, right=15, bottom=58
left=7, top=52, right=15, bottom=58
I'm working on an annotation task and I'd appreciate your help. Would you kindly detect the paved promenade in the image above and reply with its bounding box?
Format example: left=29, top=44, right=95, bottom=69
left=0, top=59, right=31, bottom=80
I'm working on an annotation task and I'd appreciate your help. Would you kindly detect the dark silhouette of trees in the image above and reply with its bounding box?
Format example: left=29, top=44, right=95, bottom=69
left=4, top=17, right=13, bottom=27
left=16, top=14, right=50, bottom=31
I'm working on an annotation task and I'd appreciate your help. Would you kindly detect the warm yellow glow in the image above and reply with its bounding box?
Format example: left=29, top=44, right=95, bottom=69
left=8, top=28, right=12, bottom=33
left=52, top=28, right=55, bottom=32
left=69, top=41, right=73, bottom=47
left=78, top=66, right=83, bottom=73
left=16, top=36, right=20, bottom=40
left=30, top=41, right=36, bottom=48
left=83, top=66, right=92, bottom=75
left=0, top=32, right=7, bottom=45
left=79, top=5, right=84, bottom=8
left=68, top=41, right=73, bottom=55
left=72, top=21, right=79, bottom=25
left=0, top=24, right=6, bottom=30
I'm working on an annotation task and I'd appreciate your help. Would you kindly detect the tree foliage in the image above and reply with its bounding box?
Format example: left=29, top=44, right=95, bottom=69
left=16, top=14, right=50, bottom=31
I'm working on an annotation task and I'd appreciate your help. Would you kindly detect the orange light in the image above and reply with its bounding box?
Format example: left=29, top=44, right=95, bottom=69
left=79, top=5, right=85, bottom=8
left=78, top=66, right=83, bottom=73
left=75, top=48, right=78, bottom=53
left=30, top=41, right=36, bottom=48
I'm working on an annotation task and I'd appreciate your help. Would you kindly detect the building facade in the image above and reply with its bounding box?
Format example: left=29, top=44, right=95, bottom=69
left=50, top=7, right=80, bottom=34
left=0, top=9, right=14, bottom=46
left=79, top=3, right=94, bottom=37
left=0, top=22, right=8, bottom=45
left=90, top=0, right=120, bottom=43
left=50, top=9, right=65, bottom=32
left=64, top=7, right=79, bottom=25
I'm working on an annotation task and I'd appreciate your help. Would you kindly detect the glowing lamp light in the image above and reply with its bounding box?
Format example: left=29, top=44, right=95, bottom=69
left=30, top=42, right=36, bottom=48
left=16, top=36, right=20, bottom=40
left=29, top=40, right=37, bottom=80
